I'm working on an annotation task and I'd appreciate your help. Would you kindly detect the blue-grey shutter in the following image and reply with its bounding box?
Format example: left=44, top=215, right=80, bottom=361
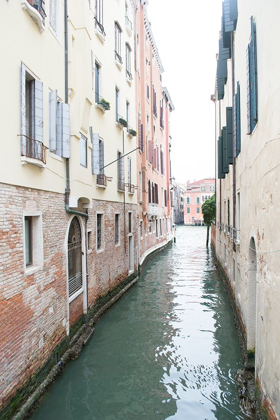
left=90, top=128, right=100, bottom=174
left=56, top=102, right=70, bottom=158
left=61, top=103, right=70, bottom=158
left=21, top=63, right=26, bottom=156
left=99, top=139, right=104, bottom=175
left=226, top=107, right=233, bottom=164
left=250, top=17, right=258, bottom=129
left=229, top=0, right=238, bottom=24
left=49, top=90, right=57, bottom=152
left=218, top=137, right=225, bottom=179
left=222, top=2, right=231, bottom=50
left=222, top=127, right=229, bottom=174
left=236, top=83, right=241, bottom=155
left=246, top=45, right=251, bottom=134
left=34, top=79, right=43, bottom=143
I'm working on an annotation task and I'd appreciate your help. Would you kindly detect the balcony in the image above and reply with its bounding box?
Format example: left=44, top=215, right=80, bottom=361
left=21, top=135, right=47, bottom=169
left=96, top=174, right=107, bottom=188
left=118, top=180, right=125, bottom=192
left=115, top=51, right=123, bottom=70
left=94, top=18, right=106, bottom=43
left=127, top=184, right=135, bottom=194
left=95, top=94, right=110, bottom=112
left=21, top=0, right=46, bottom=32
left=125, top=16, right=133, bottom=36
left=233, top=228, right=240, bottom=245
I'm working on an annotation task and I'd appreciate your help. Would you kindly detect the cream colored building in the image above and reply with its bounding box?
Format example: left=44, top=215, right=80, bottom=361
left=214, top=1, right=280, bottom=418
left=0, top=0, right=139, bottom=416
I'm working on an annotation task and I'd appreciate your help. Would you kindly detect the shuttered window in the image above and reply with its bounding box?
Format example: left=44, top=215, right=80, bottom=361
left=233, top=82, right=241, bottom=157
left=49, top=90, right=70, bottom=158
left=247, top=17, right=258, bottom=134
left=218, top=136, right=225, bottom=179
left=222, top=127, right=229, bottom=174
left=117, top=150, right=125, bottom=191
left=226, top=107, right=233, bottom=164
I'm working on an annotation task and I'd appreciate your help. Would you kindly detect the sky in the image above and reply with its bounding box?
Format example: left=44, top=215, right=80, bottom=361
left=147, top=0, right=223, bottom=185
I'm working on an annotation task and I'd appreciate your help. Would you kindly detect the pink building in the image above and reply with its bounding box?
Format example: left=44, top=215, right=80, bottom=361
left=135, top=1, right=174, bottom=261
left=184, top=178, right=215, bottom=225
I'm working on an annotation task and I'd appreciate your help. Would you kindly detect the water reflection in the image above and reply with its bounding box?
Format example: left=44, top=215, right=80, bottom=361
left=31, top=226, right=243, bottom=420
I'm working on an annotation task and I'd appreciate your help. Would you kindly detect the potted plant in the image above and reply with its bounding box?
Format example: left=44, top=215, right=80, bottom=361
left=128, top=128, right=137, bottom=136
left=118, top=117, right=128, bottom=127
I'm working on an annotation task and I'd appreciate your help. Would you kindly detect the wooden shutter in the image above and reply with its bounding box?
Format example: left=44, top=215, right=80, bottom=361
left=250, top=17, right=258, bottom=129
left=49, top=90, right=57, bottom=152
left=90, top=128, right=100, bottom=174
left=21, top=63, right=26, bottom=156
left=226, top=107, right=233, bottom=164
left=34, top=79, right=43, bottom=144
left=246, top=45, right=251, bottom=134
left=222, top=127, right=229, bottom=174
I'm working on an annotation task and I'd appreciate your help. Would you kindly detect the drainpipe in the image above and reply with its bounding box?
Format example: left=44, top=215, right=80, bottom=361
left=64, top=0, right=88, bottom=220
left=231, top=32, right=236, bottom=253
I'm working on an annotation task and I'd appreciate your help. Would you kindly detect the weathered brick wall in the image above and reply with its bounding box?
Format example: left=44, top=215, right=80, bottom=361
left=139, top=216, right=172, bottom=261
left=0, top=188, right=139, bottom=413
left=86, top=200, right=138, bottom=307
left=0, top=183, right=69, bottom=410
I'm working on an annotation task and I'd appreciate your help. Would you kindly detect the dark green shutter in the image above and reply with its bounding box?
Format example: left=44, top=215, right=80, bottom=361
left=222, top=2, right=231, bottom=49
left=235, top=83, right=241, bottom=156
left=226, top=107, right=233, bottom=164
left=218, top=137, right=225, bottom=179
left=222, top=127, right=229, bottom=174
left=250, top=17, right=258, bottom=129
left=229, top=0, right=238, bottom=24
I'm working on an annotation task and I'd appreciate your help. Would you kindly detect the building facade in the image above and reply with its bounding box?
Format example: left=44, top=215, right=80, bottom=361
left=0, top=0, right=174, bottom=416
left=173, top=183, right=185, bottom=225
left=213, top=1, right=280, bottom=418
left=134, top=1, right=174, bottom=265
left=184, top=178, right=215, bottom=225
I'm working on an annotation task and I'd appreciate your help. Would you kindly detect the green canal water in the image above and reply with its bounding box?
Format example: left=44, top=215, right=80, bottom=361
left=30, top=226, right=245, bottom=420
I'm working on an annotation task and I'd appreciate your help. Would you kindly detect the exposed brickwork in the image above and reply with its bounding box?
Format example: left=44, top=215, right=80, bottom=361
left=0, top=186, right=139, bottom=414
left=0, top=183, right=68, bottom=411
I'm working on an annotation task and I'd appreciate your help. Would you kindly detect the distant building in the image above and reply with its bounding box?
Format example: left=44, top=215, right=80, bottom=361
left=173, top=183, right=185, bottom=224
left=184, top=178, right=215, bottom=225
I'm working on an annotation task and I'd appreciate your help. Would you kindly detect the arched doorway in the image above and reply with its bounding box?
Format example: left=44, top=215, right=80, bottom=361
left=247, top=237, right=257, bottom=351
left=68, top=217, right=83, bottom=298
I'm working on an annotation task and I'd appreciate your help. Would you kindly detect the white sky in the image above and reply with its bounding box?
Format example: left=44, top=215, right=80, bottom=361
left=147, top=0, right=223, bottom=185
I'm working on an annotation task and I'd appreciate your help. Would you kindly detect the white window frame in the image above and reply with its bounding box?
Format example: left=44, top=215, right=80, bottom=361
left=49, top=0, right=61, bottom=41
left=23, top=211, right=43, bottom=275
left=96, top=212, right=104, bottom=252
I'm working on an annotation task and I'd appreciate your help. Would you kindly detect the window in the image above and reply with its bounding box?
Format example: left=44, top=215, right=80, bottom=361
left=125, top=43, right=132, bottom=80
left=24, top=213, right=43, bottom=272
left=25, top=217, right=32, bottom=266
left=96, top=138, right=105, bottom=186
left=115, top=214, right=120, bottom=245
left=196, top=207, right=200, bottom=214
left=127, top=157, right=132, bottom=193
left=68, top=217, right=82, bottom=297
left=147, top=84, right=150, bottom=100
left=164, top=190, right=167, bottom=207
left=147, top=115, right=150, bottom=132
left=21, top=64, right=46, bottom=164
left=95, top=0, right=104, bottom=35
left=95, top=61, right=101, bottom=103
left=160, top=146, right=164, bottom=175
left=187, top=207, right=190, bottom=214
left=160, top=219, right=162, bottom=236
left=187, top=196, right=190, bottom=204
left=160, top=99, right=164, bottom=129
left=210, top=185, right=215, bottom=192
left=139, top=171, right=142, bottom=202
left=201, top=186, right=205, bottom=191
left=197, top=197, right=200, bottom=204
left=128, top=212, right=132, bottom=233
left=247, top=17, right=258, bottom=134
left=115, top=22, right=122, bottom=64
left=140, top=221, right=143, bottom=238
left=115, top=87, right=119, bottom=122
left=87, top=230, right=93, bottom=252
left=96, top=213, right=104, bottom=250
left=49, top=0, right=61, bottom=38
left=126, top=101, right=130, bottom=127
left=117, top=150, right=125, bottom=191
left=49, top=90, right=70, bottom=158
left=156, top=219, right=158, bottom=237
left=80, top=134, right=87, bottom=167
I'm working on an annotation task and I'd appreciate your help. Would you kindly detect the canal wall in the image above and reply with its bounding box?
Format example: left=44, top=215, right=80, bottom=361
left=7, top=236, right=173, bottom=420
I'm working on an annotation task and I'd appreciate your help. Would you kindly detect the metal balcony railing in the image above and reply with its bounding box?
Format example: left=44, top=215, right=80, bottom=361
left=94, top=17, right=106, bottom=36
left=21, top=135, right=47, bottom=164
left=28, top=0, right=47, bottom=24
left=125, top=16, right=132, bottom=31
left=115, top=51, right=123, bottom=65
left=233, top=228, right=240, bottom=244
left=96, top=174, right=107, bottom=187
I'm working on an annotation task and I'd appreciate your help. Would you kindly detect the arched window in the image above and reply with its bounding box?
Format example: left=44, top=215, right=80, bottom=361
left=68, top=217, right=82, bottom=297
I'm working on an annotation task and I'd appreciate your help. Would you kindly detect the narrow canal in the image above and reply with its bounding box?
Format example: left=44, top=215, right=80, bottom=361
left=30, top=226, right=244, bottom=420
